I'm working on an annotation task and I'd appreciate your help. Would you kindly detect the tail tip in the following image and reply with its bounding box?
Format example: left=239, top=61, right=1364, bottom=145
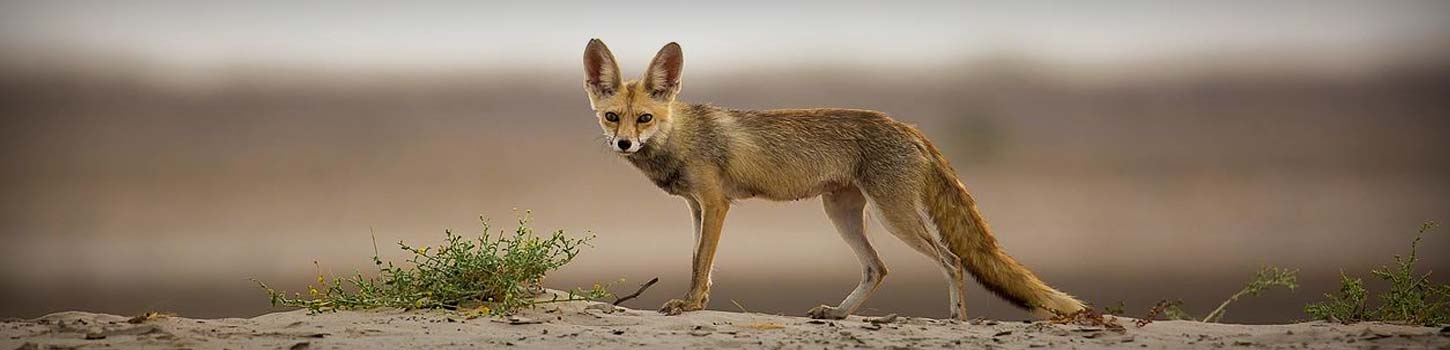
left=1034, top=293, right=1088, bottom=318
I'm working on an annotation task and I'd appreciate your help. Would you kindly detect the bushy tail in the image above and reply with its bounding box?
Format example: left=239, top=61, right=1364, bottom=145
left=918, top=142, right=1086, bottom=316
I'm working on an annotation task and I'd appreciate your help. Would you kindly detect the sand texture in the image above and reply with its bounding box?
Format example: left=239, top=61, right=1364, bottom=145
left=4, top=294, right=1447, bottom=349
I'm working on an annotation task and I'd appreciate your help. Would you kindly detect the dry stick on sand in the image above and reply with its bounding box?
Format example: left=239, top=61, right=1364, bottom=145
left=1137, top=300, right=1177, bottom=327
left=613, top=277, right=661, bottom=306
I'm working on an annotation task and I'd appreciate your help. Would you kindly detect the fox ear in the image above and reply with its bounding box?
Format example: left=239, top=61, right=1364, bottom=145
left=583, top=39, right=622, bottom=107
left=642, top=42, right=683, bottom=101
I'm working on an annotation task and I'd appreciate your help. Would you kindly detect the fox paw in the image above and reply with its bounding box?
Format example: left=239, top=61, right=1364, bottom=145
left=659, top=299, right=703, bottom=315
left=807, top=304, right=849, bottom=320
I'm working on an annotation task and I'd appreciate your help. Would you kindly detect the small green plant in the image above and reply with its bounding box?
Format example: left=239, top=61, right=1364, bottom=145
left=255, top=213, right=611, bottom=315
left=1161, top=300, right=1195, bottom=321
left=1201, top=266, right=1299, bottom=323
left=1304, top=272, right=1370, bottom=323
left=1307, top=222, right=1448, bottom=326
left=1102, top=300, right=1126, bottom=316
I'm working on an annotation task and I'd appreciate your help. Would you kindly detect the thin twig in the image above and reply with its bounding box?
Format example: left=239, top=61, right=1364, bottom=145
left=1137, top=300, right=1173, bottom=327
left=1203, top=290, right=1246, bottom=323
left=730, top=299, right=749, bottom=313
left=613, top=277, right=660, bottom=306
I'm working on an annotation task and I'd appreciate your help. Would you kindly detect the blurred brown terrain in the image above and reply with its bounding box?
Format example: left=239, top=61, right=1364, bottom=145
left=1, top=47, right=1448, bottom=324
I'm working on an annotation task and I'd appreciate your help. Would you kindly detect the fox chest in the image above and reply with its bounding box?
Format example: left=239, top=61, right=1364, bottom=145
left=642, top=167, right=690, bottom=195
left=626, top=154, right=691, bottom=196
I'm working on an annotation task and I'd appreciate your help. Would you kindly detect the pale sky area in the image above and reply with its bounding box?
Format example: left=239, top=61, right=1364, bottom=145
left=2, top=0, right=1448, bottom=72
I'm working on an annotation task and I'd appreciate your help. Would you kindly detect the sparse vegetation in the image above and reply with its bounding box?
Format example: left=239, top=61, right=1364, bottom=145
left=1202, top=266, right=1298, bottom=323
left=1162, top=300, right=1195, bottom=321
left=1130, top=267, right=1295, bottom=325
left=255, top=213, right=611, bottom=316
left=1103, top=301, right=1126, bottom=316
left=1306, top=222, right=1448, bottom=326
left=1126, top=222, right=1447, bottom=326
left=1135, top=300, right=1192, bottom=327
left=1305, top=272, right=1371, bottom=323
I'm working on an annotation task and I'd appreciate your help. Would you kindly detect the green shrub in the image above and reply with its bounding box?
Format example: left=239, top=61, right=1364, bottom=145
left=256, top=213, right=610, bottom=315
left=1304, top=272, right=1370, bottom=323
left=1306, top=222, right=1447, bottom=326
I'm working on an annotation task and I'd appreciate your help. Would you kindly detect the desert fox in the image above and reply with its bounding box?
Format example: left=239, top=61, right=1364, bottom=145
left=581, top=39, right=1086, bottom=320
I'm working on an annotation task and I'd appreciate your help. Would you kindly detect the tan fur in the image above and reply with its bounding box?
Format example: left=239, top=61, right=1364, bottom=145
left=582, top=39, right=1085, bottom=320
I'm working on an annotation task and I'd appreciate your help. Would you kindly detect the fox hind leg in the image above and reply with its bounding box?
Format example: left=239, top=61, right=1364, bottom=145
left=808, top=185, right=888, bottom=320
left=864, top=189, right=972, bottom=320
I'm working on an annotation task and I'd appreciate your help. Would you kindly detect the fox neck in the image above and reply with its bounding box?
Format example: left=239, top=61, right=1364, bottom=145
left=625, top=101, right=691, bottom=195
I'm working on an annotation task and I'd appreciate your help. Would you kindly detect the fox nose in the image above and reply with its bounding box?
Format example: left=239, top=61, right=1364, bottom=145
left=616, top=139, right=632, bottom=151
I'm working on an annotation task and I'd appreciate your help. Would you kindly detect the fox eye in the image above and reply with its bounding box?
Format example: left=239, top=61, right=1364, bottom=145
left=637, top=114, right=653, bottom=123
left=604, top=112, right=619, bottom=122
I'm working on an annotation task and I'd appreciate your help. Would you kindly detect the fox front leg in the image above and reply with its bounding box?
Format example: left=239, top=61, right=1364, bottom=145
left=660, top=194, right=729, bottom=315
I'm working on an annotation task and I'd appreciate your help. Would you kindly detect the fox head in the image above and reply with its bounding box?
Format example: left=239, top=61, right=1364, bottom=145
left=582, top=39, right=683, bottom=154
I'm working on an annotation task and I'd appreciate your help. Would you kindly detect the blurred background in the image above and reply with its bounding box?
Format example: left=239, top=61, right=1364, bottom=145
left=2, top=0, right=1448, bottom=324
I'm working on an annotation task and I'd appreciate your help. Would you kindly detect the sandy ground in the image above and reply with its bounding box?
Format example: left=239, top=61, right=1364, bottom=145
left=3, top=293, right=1446, bottom=349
